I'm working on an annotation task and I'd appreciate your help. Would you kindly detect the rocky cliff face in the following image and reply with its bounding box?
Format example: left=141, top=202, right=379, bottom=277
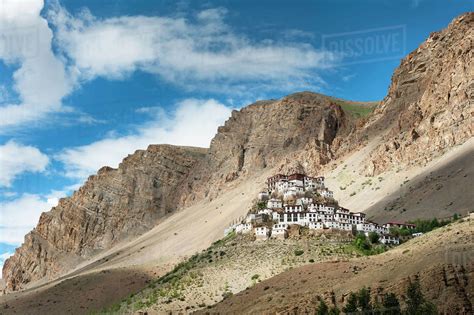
left=2, top=145, right=207, bottom=291
left=179, top=92, right=350, bottom=206
left=360, top=13, right=473, bottom=175
left=3, top=93, right=348, bottom=292
left=3, top=13, right=472, bottom=293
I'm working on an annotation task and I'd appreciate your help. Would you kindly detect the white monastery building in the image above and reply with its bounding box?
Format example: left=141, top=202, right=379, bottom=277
left=227, top=173, right=411, bottom=245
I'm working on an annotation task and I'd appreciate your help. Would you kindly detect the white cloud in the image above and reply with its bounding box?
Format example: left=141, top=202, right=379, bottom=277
left=0, top=2, right=336, bottom=131
left=57, top=98, right=231, bottom=179
left=1, top=191, right=17, bottom=198
left=49, top=5, right=336, bottom=95
left=0, top=141, right=49, bottom=187
left=0, top=194, right=50, bottom=245
left=0, top=0, right=74, bottom=132
left=0, top=183, right=80, bottom=247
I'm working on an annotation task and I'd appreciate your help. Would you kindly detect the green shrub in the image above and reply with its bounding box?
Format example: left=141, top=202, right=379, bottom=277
left=316, top=300, right=329, bottom=315
left=257, top=201, right=266, bottom=210
left=368, top=232, right=380, bottom=244
left=343, top=292, right=358, bottom=313
left=294, top=249, right=305, bottom=256
left=405, top=278, right=437, bottom=315
left=357, top=287, right=372, bottom=311
left=382, top=292, right=401, bottom=314
left=353, top=233, right=371, bottom=251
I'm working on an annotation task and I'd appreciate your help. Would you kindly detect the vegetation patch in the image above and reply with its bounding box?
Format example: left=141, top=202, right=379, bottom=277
left=332, top=99, right=378, bottom=119
left=314, top=278, right=437, bottom=314
left=95, top=231, right=358, bottom=314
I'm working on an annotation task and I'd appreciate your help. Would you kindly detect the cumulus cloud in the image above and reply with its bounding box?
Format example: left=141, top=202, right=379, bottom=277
left=57, top=98, right=231, bottom=179
left=0, top=194, right=51, bottom=245
left=49, top=5, right=336, bottom=95
left=0, top=2, right=337, bottom=131
left=0, top=0, right=74, bottom=131
left=0, top=141, right=49, bottom=187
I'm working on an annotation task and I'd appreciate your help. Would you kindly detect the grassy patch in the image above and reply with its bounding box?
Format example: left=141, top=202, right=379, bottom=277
left=95, top=231, right=363, bottom=314
left=332, top=99, right=377, bottom=118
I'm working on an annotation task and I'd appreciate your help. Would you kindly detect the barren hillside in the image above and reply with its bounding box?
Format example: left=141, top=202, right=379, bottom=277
left=203, top=218, right=474, bottom=314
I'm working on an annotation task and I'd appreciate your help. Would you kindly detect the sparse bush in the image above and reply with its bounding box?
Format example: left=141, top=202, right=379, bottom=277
left=382, top=292, right=401, bottom=314
left=405, top=278, right=437, bottom=315
left=368, top=232, right=380, bottom=244
left=257, top=201, right=266, bottom=210
left=353, top=233, right=371, bottom=251
left=316, top=300, right=329, bottom=315
left=343, top=292, right=358, bottom=313
left=251, top=274, right=260, bottom=280
left=357, top=287, right=372, bottom=311
left=294, top=249, right=305, bottom=256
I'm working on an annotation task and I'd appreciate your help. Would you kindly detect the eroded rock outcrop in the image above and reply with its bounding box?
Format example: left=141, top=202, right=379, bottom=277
left=3, top=93, right=349, bottom=292
left=179, top=92, right=350, bottom=205
left=360, top=13, right=473, bottom=175
left=2, top=145, right=207, bottom=291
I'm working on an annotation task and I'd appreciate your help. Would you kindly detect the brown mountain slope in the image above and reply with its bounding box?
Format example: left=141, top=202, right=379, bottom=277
left=354, top=12, right=473, bottom=176
left=2, top=12, right=472, bottom=306
left=2, top=93, right=350, bottom=292
left=179, top=92, right=353, bottom=207
left=201, top=219, right=474, bottom=314
left=321, top=12, right=473, bottom=222
left=364, top=142, right=474, bottom=222
left=2, top=145, right=207, bottom=291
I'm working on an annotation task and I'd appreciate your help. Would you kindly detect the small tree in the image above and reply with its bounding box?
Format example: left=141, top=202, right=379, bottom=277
left=328, top=306, right=340, bottom=315
left=354, top=233, right=371, bottom=251
left=382, top=292, right=400, bottom=314
left=405, top=279, right=424, bottom=314
left=405, top=278, right=437, bottom=315
left=316, top=300, right=329, bottom=315
left=357, top=287, right=372, bottom=312
left=399, top=227, right=411, bottom=237
left=430, top=218, right=440, bottom=230
left=368, top=231, right=380, bottom=244
left=343, top=292, right=358, bottom=313
left=389, top=227, right=400, bottom=237
left=257, top=201, right=266, bottom=210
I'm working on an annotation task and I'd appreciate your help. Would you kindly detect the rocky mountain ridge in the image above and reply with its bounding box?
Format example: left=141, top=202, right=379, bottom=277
left=3, top=145, right=207, bottom=291
left=2, top=12, right=473, bottom=293
left=3, top=93, right=350, bottom=292
left=179, top=92, right=352, bottom=207
left=355, top=13, right=473, bottom=175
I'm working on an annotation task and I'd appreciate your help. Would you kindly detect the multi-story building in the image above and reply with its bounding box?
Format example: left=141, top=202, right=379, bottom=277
left=229, top=173, right=409, bottom=245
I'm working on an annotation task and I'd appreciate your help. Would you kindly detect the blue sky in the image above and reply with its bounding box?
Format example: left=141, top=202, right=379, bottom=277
left=0, top=0, right=472, bottom=269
